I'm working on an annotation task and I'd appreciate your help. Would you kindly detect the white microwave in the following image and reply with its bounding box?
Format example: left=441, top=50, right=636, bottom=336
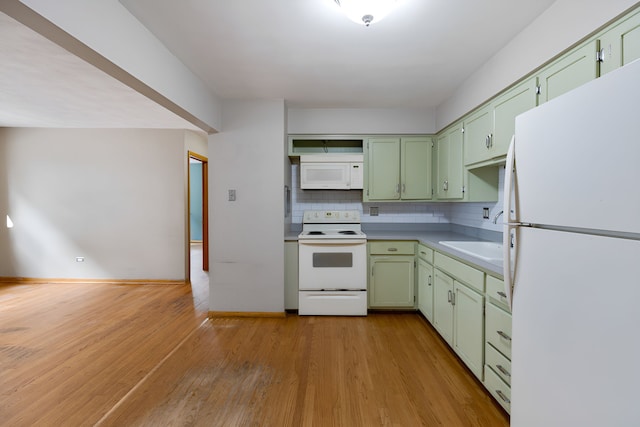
left=299, top=154, right=364, bottom=190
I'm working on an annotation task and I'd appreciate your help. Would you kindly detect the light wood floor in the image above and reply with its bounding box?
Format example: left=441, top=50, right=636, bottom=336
left=0, top=246, right=508, bottom=427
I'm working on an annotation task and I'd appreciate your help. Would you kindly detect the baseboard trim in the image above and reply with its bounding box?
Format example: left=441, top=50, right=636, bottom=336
left=208, top=311, right=286, bottom=319
left=0, top=277, right=187, bottom=286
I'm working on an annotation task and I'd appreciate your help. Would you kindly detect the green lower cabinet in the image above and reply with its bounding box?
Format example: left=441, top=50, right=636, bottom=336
left=429, top=251, right=489, bottom=383
left=284, top=241, right=299, bottom=310
left=484, top=276, right=513, bottom=414
left=417, top=258, right=434, bottom=321
left=433, top=269, right=455, bottom=344
left=452, top=282, right=484, bottom=380
left=369, top=255, right=415, bottom=308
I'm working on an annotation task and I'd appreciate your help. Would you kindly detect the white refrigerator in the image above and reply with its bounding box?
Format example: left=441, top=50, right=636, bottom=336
left=504, top=58, right=640, bottom=426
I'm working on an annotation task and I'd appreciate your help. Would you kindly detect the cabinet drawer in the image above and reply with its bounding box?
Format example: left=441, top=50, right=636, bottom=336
left=486, top=275, right=510, bottom=312
left=434, top=252, right=484, bottom=292
left=486, top=303, right=512, bottom=359
left=485, top=343, right=511, bottom=385
left=484, top=365, right=511, bottom=413
left=369, top=241, right=415, bottom=255
left=417, top=244, right=433, bottom=263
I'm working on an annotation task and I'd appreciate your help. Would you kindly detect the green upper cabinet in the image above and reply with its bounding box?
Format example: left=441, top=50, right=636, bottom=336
left=464, top=77, right=537, bottom=168
left=401, top=137, right=433, bottom=200
left=366, top=137, right=401, bottom=200
left=436, top=124, right=464, bottom=200
left=537, top=40, right=599, bottom=103
left=491, top=77, right=538, bottom=157
left=598, top=8, right=640, bottom=76
left=463, top=105, right=493, bottom=167
left=364, top=136, right=432, bottom=202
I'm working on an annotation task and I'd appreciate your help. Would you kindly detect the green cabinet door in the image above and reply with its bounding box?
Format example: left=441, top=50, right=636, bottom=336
left=369, top=256, right=415, bottom=308
left=464, top=105, right=493, bottom=166
left=401, top=137, right=433, bottom=200
left=366, top=138, right=401, bottom=200
left=284, top=241, right=299, bottom=310
left=433, top=269, right=454, bottom=344
left=453, top=281, right=485, bottom=380
left=599, top=9, right=640, bottom=75
left=436, top=123, right=464, bottom=200
left=537, top=40, right=598, bottom=103
left=492, top=76, right=538, bottom=157
left=417, top=258, right=434, bottom=321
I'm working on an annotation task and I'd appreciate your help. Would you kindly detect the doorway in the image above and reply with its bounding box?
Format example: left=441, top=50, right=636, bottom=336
left=188, top=152, right=209, bottom=284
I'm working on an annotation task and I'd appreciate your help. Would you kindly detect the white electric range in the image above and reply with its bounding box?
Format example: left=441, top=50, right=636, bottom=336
left=298, top=210, right=367, bottom=316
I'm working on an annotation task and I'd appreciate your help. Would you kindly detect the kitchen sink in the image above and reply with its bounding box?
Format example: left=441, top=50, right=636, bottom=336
left=438, top=241, right=503, bottom=263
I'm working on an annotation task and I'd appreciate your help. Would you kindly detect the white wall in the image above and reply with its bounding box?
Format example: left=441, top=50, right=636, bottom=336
left=288, top=107, right=436, bottom=134
left=7, top=0, right=221, bottom=132
left=436, top=0, right=640, bottom=129
left=0, top=128, right=187, bottom=280
left=209, top=100, right=286, bottom=314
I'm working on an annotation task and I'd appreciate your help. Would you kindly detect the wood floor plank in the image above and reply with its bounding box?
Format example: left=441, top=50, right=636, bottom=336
left=1, top=243, right=507, bottom=426
left=100, top=315, right=509, bottom=427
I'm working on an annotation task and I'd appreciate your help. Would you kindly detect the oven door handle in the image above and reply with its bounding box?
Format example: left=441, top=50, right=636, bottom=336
left=298, top=240, right=367, bottom=246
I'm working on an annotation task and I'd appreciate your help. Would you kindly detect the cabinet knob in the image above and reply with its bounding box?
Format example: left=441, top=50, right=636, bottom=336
left=387, top=248, right=398, bottom=252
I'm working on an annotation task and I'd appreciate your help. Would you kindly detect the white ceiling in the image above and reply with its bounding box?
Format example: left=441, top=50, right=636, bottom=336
left=0, top=11, right=201, bottom=130
left=120, top=0, right=556, bottom=108
left=0, top=0, right=557, bottom=129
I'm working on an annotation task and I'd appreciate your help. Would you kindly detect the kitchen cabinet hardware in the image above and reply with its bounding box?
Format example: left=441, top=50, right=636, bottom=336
left=496, top=390, right=511, bottom=404
left=497, top=291, right=507, bottom=298
left=497, top=330, right=512, bottom=341
left=496, top=364, right=511, bottom=377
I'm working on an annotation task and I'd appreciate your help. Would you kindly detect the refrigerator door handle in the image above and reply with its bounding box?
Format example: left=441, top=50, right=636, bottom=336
left=503, top=136, right=517, bottom=310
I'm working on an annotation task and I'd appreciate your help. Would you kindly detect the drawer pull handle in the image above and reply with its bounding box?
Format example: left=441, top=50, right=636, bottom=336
left=496, top=390, right=511, bottom=404
left=496, top=364, right=511, bottom=377
left=388, top=248, right=398, bottom=252
left=497, top=291, right=507, bottom=298
left=420, top=251, right=427, bottom=255
left=497, top=330, right=512, bottom=341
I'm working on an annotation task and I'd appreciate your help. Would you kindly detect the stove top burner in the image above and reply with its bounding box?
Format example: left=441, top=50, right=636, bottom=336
left=307, top=231, right=325, bottom=235
left=338, top=230, right=357, bottom=235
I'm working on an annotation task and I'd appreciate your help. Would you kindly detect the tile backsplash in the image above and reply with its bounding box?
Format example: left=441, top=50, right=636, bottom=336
left=290, top=163, right=504, bottom=232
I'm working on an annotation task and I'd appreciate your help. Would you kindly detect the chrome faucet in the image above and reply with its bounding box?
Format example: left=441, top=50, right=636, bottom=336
left=492, top=210, right=504, bottom=224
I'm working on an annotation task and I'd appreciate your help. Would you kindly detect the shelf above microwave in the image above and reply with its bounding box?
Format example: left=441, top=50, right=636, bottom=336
left=288, top=135, right=364, bottom=157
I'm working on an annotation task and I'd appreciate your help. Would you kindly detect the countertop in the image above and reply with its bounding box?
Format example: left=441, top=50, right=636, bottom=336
left=286, top=224, right=504, bottom=278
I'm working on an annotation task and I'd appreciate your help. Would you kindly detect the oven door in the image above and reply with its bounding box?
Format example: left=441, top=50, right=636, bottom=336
left=298, top=239, right=367, bottom=290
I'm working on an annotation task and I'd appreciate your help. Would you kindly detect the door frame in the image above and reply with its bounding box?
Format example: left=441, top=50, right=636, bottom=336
left=188, top=151, right=209, bottom=274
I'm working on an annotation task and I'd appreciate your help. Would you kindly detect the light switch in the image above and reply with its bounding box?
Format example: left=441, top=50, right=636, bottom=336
left=228, top=189, right=236, bottom=201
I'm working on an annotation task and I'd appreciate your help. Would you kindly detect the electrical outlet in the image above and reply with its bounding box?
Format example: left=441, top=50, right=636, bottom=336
left=228, top=189, right=236, bottom=201
left=482, top=207, right=490, bottom=219
left=370, top=207, right=379, bottom=216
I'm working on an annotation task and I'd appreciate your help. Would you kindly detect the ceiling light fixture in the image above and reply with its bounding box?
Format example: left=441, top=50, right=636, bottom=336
left=334, top=0, right=399, bottom=27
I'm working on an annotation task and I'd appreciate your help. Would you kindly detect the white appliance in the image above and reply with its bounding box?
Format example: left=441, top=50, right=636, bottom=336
left=299, top=154, right=364, bottom=190
left=298, top=210, right=367, bottom=315
left=504, top=59, right=640, bottom=426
